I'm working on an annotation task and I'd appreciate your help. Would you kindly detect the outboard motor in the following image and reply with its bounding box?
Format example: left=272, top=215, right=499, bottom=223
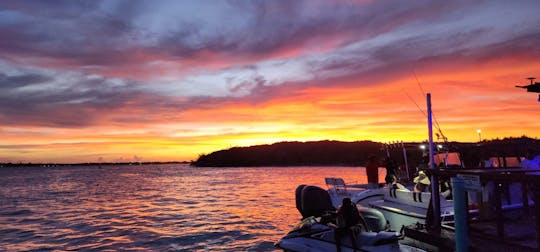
left=295, top=185, right=306, bottom=217
left=295, top=185, right=335, bottom=219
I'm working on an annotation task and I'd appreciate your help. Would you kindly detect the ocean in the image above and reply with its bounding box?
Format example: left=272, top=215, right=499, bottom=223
left=0, top=164, right=385, bottom=251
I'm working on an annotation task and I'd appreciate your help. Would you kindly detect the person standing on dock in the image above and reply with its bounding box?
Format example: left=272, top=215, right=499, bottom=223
left=417, top=153, right=429, bottom=173
left=521, top=149, right=540, bottom=171
left=521, top=149, right=540, bottom=211
left=365, top=155, right=379, bottom=188
left=384, top=156, right=398, bottom=185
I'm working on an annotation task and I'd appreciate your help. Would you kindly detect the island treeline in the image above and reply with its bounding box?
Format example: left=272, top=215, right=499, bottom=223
left=194, top=140, right=382, bottom=167
left=192, top=137, right=540, bottom=167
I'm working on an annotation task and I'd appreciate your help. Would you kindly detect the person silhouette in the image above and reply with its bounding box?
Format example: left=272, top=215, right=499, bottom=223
left=365, top=155, right=379, bottom=188
left=384, top=157, right=398, bottom=185
left=413, top=171, right=430, bottom=192
left=334, top=197, right=360, bottom=252
left=521, top=149, right=540, bottom=171
left=521, top=149, right=540, bottom=206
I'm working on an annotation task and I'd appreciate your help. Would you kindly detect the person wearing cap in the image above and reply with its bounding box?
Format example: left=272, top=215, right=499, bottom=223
left=413, top=171, right=430, bottom=192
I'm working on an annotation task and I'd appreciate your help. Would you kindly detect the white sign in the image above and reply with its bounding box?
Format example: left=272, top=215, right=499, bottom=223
left=457, top=174, right=481, bottom=191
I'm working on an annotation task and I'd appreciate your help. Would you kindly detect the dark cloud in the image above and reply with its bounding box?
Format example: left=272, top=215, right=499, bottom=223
left=0, top=0, right=481, bottom=71
left=226, top=74, right=266, bottom=94
left=306, top=23, right=540, bottom=88
left=0, top=71, right=140, bottom=127
left=0, top=69, right=253, bottom=127
left=475, top=33, right=540, bottom=62
left=0, top=72, right=52, bottom=89
left=211, top=0, right=467, bottom=56
left=1, top=0, right=540, bottom=129
left=0, top=1, right=137, bottom=67
left=0, top=1, right=101, bottom=18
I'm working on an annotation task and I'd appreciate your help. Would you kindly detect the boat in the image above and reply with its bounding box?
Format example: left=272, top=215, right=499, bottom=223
left=275, top=185, right=427, bottom=252
left=326, top=177, right=454, bottom=230
left=277, top=92, right=534, bottom=251
left=367, top=186, right=454, bottom=230
left=325, top=172, right=533, bottom=230
left=276, top=217, right=424, bottom=252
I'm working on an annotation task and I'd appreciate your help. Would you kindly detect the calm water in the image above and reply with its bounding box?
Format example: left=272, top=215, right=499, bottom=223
left=0, top=164, right=385, bottom=251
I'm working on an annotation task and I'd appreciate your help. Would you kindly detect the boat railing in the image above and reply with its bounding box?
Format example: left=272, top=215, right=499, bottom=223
left=325, top=177, right=349, bottom=196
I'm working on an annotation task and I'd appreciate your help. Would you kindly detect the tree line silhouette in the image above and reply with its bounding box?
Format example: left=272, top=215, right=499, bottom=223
left=192, top=136, right=540, bottom=167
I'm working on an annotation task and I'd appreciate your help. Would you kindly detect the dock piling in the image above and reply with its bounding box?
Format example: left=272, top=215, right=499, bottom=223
left=452, top=177, right=468, bottom=252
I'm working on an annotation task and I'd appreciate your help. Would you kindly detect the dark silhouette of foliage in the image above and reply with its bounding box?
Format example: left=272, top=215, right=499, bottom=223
left=192, top=137, right=540, bottom=167
left=193, top=140, right=382, bottom=167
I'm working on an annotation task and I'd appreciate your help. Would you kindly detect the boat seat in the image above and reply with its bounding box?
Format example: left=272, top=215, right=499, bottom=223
left=356, top=231, right=400, bottom=246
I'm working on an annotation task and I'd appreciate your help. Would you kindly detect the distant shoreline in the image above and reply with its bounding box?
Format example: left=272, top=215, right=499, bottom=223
left=0, top=161, right=190, bottom=168
left=4, top=136, right=540, bottom=168
left=193, top=137, right=540, bottom=167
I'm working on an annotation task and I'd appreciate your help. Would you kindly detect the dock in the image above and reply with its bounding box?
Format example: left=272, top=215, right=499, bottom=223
left=403, top=167, right=540, bottom=252
left=404, top=217, right=538, bottom=251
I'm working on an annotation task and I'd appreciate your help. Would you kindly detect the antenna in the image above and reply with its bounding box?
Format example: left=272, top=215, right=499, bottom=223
left=410, top=71, right=449, bottom=145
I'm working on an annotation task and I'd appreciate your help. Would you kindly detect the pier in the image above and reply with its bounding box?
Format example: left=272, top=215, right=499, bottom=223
left=403, top=167, right=540, bottom=251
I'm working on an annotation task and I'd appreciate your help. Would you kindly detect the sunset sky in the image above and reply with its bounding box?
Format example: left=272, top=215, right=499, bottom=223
left=1, top=0, right=540, bottom=163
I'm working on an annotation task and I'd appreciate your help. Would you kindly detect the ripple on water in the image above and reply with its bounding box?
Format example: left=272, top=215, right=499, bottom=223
left=27, top=247, right=55, bottom=252
left=0, top=228, right=21, bottom=235
left=180, top=200, right=199, bottom=205
left=2, top=209, right=34, bottom=216
left=18, top=217, right=43, bottom=224
left=0, top=165, right=364, bottom=251
left=246, top=241, right=277, bottom=251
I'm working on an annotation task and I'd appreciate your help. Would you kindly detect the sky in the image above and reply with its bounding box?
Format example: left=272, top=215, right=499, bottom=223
left=1, top=0, right=540, bottom=163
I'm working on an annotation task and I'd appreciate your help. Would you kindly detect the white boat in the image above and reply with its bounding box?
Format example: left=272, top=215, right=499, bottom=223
left=279, top=93, right=536, bottom=251
left=368, top=187, right=454, bottom=230
left=326, top=176, right=533, bottom=230
left=326, top=177, right=453, bottom=230
left=276, top=216, right=424, bottom=252
left=275, top=185, right=427, bottom=252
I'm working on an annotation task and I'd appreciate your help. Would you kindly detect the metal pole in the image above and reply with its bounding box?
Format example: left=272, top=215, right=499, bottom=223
left=494, top=182, right=504, bottom=238
left=402, top=142, right=410, bottom=180
left=427, top=93, right=441, bottom=229
left=452, top=177, right=469, bottom=252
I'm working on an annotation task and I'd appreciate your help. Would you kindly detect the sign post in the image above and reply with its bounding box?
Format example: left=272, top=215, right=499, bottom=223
left=457, top=174, right=481, bottom=192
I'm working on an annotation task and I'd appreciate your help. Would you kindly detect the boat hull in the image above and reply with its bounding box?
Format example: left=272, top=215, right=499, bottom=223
left=276, top=222, right=424, bottom=252
left=277, top=236, right=407, bottom=252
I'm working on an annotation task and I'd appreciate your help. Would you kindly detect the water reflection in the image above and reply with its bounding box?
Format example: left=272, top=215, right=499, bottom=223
left=0, top=164, right=384, bottom=251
